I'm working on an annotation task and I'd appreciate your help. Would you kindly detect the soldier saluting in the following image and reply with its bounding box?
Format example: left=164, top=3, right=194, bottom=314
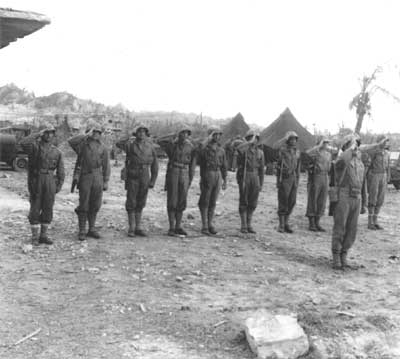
left=232, top=130, right=265, bottom=233
left=116, top=125, right=158, bottom=237
left=305, top=138, right=332, bottom=232
left=363, top=135, right=390, bottom=230
left=331, top=134, right=388, bottom=270
left=20, top=126, right=65, bottom=245
left=197, top=127, right=227, bottom=235
left=157, top=127, right=196, bottom=236
left=68, top=126, right=110, bottom=241
left=274, top=131, right=301, bottom=233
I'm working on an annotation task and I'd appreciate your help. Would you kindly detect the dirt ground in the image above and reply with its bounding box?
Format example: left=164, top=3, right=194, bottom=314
left=0, top=157, right=400, bottom=359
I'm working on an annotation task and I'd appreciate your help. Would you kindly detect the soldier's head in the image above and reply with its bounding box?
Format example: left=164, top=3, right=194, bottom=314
left=41, top=125, right=56, bottom=142
left=178, top=127, right=192, bottom=142
left=208, top=127, right=223, bottom=143
left=376, top=134, right=390, bottom=149
left=320, top=138, right=331, bottom=150
left=134, top=125, right=149, bottom=141
left=285, top=131, right=298, bottom=147
left=245, top=129, right=260, bottom=144
left=88, top=125, right=103, bottom=141
left=341, top=134, right=357, bottom=152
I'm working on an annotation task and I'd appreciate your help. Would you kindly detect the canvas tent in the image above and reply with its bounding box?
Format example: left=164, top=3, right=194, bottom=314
left=0, top=8, right=50, bottom=49
left=260, top=107, right=315, bottom=152
left=221, top=112, right=249, bottom=143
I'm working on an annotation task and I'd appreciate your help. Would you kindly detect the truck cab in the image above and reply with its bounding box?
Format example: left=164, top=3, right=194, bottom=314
left=0, top=126, right=31, bottom=171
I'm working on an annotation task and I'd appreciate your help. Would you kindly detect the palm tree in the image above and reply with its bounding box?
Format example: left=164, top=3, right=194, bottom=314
left=350, top=66, right=400, bottom=134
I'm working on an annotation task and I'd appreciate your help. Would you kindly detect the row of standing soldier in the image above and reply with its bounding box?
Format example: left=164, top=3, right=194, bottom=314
left=20, top=124, right=390, bottom=270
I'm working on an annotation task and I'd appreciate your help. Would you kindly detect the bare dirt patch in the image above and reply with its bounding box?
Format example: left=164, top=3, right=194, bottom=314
left=0, top=158, right=400, bottom=358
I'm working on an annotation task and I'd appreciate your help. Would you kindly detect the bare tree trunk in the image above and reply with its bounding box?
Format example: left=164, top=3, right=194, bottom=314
left=354, top=112, right=364, bottom=134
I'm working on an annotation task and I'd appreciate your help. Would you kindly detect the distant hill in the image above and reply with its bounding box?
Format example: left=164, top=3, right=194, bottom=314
left=0, top=83, right=233, bottom=138
left=0, top=83, right=35, bottom=105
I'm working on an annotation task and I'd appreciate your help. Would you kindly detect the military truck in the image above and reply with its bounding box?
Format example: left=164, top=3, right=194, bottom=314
left=389, top=150, right=400, bottom=190
left=0, top=126, right=31, bottom=171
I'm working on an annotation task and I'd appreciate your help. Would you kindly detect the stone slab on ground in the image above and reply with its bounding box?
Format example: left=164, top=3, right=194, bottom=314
left=244, top=309, right=309, bottom=359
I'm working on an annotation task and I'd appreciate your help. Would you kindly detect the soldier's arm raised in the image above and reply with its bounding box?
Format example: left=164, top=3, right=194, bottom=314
left=67, top=134, right=87, bottom=154
left=359, top=138, right=387, bottom=154
left=115, top=136, right=130, bottom=152
left=20, top=132, right=40, bottom=155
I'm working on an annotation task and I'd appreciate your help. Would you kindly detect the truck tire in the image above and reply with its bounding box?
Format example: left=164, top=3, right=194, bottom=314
left=12, top=157, right=28, bottom=172
left=393, top=181, right=400, bottom=190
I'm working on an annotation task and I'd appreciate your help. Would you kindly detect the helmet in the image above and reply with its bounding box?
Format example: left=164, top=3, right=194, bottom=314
left=86, top=124, right=103, bottom=134
left=42, top=125, right=56, bottom=133
left=341, top=134, right=356, bottom=149
left=178, top=126, right=192, bottom=136
left=285, top=131, right=298, bottom=140
left=245, top=129, right=260, bottom=140
left=133, top=124, right=150, bottom=136
left=207, top=126, right=222, bottom=136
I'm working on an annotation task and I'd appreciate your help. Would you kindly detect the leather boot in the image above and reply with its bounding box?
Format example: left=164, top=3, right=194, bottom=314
left=240, top=211, right=248, bottom=233
left=278, top=216, right=285, bottom=233
left=208, top=208, right=217, bottom=235
left=167, top=210, right=176, bottom=236
left=87, top=212, right=101, bottom=238
left=332, top=250, right=342, bottom=270
left=368, top=215, right=376, bottom=230
left=284, top=215, right=293, bottom=233
left=315, top=217, right=325, bottom=232
left=372, top=210, right=383, bottom=230
left=78, top=213, right=87, bottom=241
left=128, top=211, right=135, bottom=237
left=39, top=224, right=53, bottom=245
left=135, top=211, right=146, bottom=236
left=247, top=210, right=256, bottom=234
left=308, top=216, right=318, bottom=232
left=175, top=211, right=187, bottom=236
left=30, top=224, right=40, bottom=246
left=360, top=206, right=366, bottom=214
left=200, top=208, right=209, bottom=235
left=367, top=206, right=376, bottom=230
left=340, top=251, right=359, bottom=270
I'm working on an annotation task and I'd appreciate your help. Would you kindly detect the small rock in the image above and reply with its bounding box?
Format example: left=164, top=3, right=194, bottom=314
left=176, top=276, right=183, bottom=282
left=187, top=213, right=195, bottom=219
left=244, top=309, right=309, bottom=359
left=21, top=244, right=33, bottom=253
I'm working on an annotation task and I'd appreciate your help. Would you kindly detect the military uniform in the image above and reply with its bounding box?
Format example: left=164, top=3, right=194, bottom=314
left=233, top=130, right=264, bottom=233
left=305, top=141, right=332, bottom=231
left=116, top=126, right=158, bottom=236
left=157, top=128, right=196, bottom=235
left=274, top=131, right=301, bottom=233
left=362, top=138, right=390, bottom=229
left=360, top=151, right=371, bottom=214
left=21, top=127, right=65, bottom=245
left=224, top=136, right=244, bottom=170
left=331, top=138, right=364, bottom=269
left=69, top=130, right=110, bottom=240
left=198, top=128, right=227, bottom=234
left=331, top=136, right=385, bottom=269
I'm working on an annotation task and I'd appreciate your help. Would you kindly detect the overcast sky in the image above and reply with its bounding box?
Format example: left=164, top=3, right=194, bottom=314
left=1, top=0, right=400, bottom=133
